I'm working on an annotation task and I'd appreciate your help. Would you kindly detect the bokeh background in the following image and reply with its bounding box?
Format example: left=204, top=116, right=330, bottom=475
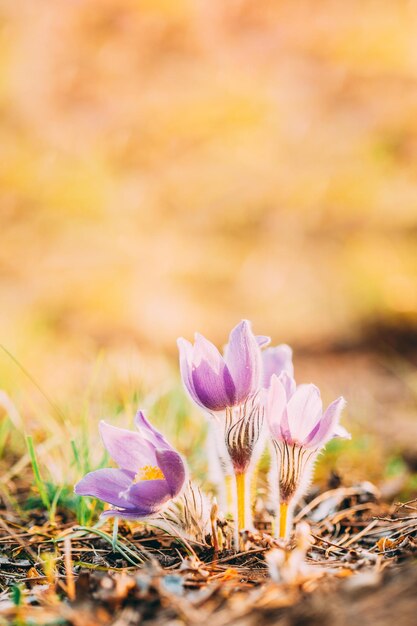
left=1, top=1, right=417, bottom=497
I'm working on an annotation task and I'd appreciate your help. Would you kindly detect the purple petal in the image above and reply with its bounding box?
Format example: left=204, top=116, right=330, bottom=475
left=100, top=508, right=158, bottom=520
left=306, top=397, right=347, bottom=448
left=155, top=448, right=186, bottom=497
left=286, top=384, right=323, bottom=444
left=262, top=345, right=294, bottom=387
left=192, top=334, right=235, bottom=410
left=124, top=478, right=172, bottom=515
left=224, top=320, right=262, bottom=403
left=74, top=468, right=136, bottom=509
left=266, top=375, right=288, bottom=440
left=279, top=410, right=292, bottom=442
left=256, top=335, right=271, bottom=348
left=177, top=338, right=204, bottom=408
left=134, top=410, right=172, bottom=450
left=278, top=371, right=296, bottom=400
left=333, top=424, right=351, bottom=440
left=302, top=418, right=321, bottom=446
left=99, top=421, right=156, bottom=471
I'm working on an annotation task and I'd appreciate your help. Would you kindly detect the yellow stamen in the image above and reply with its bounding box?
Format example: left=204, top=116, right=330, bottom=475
left=134, top=465, right=164, bottom=482
left=279, top=502, right=288, bottom=539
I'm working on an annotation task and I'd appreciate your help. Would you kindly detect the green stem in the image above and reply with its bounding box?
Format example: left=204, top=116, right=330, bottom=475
left=112, top=517, right=119, bottom=551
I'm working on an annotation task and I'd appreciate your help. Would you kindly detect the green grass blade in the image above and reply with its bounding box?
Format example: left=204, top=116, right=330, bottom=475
left=26, top=435, right=51, bottom=510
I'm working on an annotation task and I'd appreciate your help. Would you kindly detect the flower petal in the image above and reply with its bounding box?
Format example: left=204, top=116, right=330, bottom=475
left=193, top=333, right=226, bottom=374
left=74, top=468, right=136, bottom=508
left=256, top=335, right=271, bottom=348
left=333, top=424, right=351, bottom=440
left=177, top=338, right=203, bottom=408
left=267, top=375, right=288, bottom=440
left=263, top=345, right=294, bottom=387
left=100, top=508, right=156, bottom=520
left=278, top=371, right=296, bottom=400
left=286, top=384, right=323, bottom=444
left=224, top=320, right=262, bottom=402
left=134, top=410, right=171, bottom=450
left=306, top=397, right=347, bottom=448
left=192, top=334, right=235, bottom=410
left=124, top=478, right=172, bottom=515
left=155, top=448, right=186, bottom=497
left=99, top=420, right=156, bottom=471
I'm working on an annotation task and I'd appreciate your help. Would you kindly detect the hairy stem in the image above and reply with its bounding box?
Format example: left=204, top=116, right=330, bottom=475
left=279, top=502, right=288, bottom=539
left=235, top=472, right=246, bottom=532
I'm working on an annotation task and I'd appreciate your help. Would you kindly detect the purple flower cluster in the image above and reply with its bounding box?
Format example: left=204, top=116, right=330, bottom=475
left=74, top=319, right=349, bottom=542
left=178, top=320, right=349, bottom=538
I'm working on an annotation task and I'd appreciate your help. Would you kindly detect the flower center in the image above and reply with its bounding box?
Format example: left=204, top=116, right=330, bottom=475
left=134, top=465, right=165, bottom=482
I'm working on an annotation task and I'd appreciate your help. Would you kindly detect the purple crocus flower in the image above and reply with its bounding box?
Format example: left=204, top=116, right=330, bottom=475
left=262, top=344, right=294, bottom=388
left=74, top=411, right=186, bottom=520
left=267, top=373, right=348, bottom=450
left=178, top=320, right=267, bottom=539
left=266, top=372, right=349, bottom=538
left=177, top=320, right=263, bottom=413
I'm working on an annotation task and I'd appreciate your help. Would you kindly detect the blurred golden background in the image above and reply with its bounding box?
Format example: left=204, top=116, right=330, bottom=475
left=1, top=1, right=417, bottom=489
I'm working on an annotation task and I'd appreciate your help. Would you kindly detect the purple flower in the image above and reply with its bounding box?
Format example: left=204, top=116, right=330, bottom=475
left=266, top=373, right=348, bottom=449
left=74, top=411, right=186, bottom=520
left=266, top=373, right=349, bottom=538
left=178, top=320, right=268, bottom=540
left=177, top=320, right=263, bottom=413
left=262, top=345, right=294, bottom=388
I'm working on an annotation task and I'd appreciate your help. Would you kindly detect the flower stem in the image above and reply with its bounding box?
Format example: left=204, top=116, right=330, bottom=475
left=236, top=472, right=246, bottom=531
left=279, top=502, right=288, bottom=539
left=112, top=517, right=119, bottom=551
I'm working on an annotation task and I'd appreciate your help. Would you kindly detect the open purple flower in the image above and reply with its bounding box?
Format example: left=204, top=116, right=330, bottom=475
left=266, top=373, right=349, bottom=538
left=177, top=320, right=263, bottom=413
left=74, top=411, right=186, bottom=520
left=262, top=344, right=294, bottom=388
